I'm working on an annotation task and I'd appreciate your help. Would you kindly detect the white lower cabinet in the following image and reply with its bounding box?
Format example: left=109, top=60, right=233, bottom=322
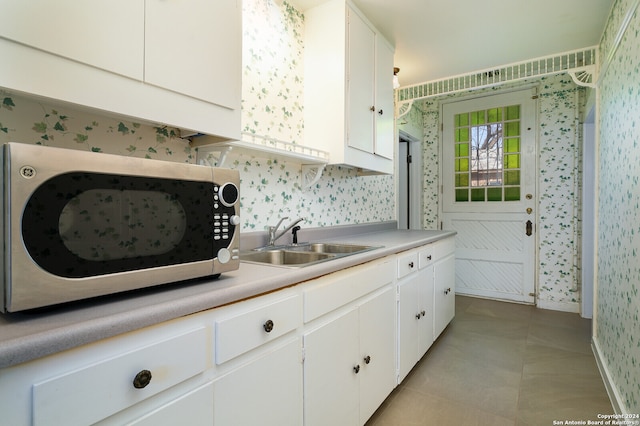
left=127, top=382, right=214, bottom=426
left=303, top=286, right=396, bottom=426
left=213, top=337, right=303, bottom=426
left=433, top=238, right=457, bottom=339
left=0, top=236, right=456, bottom=426
left=397, top=247, right=435, bottom=383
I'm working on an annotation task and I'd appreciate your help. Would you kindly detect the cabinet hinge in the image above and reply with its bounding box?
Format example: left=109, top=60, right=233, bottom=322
left=532, top=95, right=539, bottom=99
left=301, top=347, right=305, bottom=364
left=407, top=154, right=412, bottom=164
left=440, top=123, right=444, bottom=132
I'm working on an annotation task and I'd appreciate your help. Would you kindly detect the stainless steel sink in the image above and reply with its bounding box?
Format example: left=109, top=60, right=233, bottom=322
left=241, top=249, right=336, bottom=267
left=287, top=243, right=376, bottom=254
left=240, top=242, right=381, bottom=268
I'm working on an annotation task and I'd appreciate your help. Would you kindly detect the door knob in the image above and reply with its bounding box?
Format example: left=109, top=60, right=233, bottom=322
left=526, top=220, right=533, bottom=236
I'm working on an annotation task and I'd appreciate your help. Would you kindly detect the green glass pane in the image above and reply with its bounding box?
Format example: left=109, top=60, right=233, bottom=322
left=504, top=154, right=520, bottom=169
left=456, top=128, right=469, bottom=142
left=456, top=189, right=469, bottom=202
left=505, top=105, right=520, bottom=120
left=487, top=187, right=502, bottom=201
left=487, top=107, right=502, bottom=123
left=504, top=170, right=521, bottom=185
left=505, top=187, right=520, bottom=201
left=505, top=121, right=520, bottom=137
left=471, top=111, right=485, bottom=125
left=455, top=113, right=469, bottom=127
left=455, top=173, right=469, bottom=187
left=455, top=158, right=469, bottom=172
left=471, top=188, right=485, bottom=201
left=456, top=143, right=469, bottom=157
left=504, top=138, right=520, bottom=153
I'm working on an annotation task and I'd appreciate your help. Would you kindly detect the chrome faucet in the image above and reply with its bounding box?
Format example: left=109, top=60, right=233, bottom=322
left=268, top=217, right=305, bottom=246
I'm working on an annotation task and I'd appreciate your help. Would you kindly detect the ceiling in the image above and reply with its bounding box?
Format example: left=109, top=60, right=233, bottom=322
left=289, top=0, right=614, bottom=87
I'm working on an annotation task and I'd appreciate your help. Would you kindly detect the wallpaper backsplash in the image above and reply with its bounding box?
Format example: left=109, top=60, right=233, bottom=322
left=0, top=0, right=395, bottom=236
left=596, top=0, right=640, bottom=413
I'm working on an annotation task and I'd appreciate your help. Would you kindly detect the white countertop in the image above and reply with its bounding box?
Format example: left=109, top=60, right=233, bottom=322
left=0, top=229, right=455, bottom=368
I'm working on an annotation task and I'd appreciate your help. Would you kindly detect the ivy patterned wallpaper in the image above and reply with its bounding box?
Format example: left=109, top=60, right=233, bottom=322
left=417, top=75, right=585, bottom=312
left=595, top=0, right=640, bottom=414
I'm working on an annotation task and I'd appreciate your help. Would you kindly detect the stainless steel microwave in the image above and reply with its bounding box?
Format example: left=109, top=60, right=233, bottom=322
left=1, top=142, right=240, bottom=312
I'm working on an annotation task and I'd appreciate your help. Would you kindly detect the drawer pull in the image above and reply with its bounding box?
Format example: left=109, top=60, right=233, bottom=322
left=263, top=319, right=274, bottom=333
left=353, top=364, right=361, bottom=374
left=364, top=355, right=371, bottom=364
left=133, top=369, right=152, bottom=389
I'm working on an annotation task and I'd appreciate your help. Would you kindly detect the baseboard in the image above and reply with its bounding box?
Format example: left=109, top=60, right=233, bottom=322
left=592, top=337, right=625, bottom=414
left=536, top=299, right=580, bottom=313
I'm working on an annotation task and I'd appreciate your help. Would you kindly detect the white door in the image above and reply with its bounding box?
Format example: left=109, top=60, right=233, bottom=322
left=441, top=89, right=537, bottom=304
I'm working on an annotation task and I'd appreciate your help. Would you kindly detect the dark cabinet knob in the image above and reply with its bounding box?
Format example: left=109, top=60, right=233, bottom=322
left=133, top=369, right=152, bottom=389
left=353, top=364, right=361, bottom=374
left=444, top=288, right=452, bottom=295
left=409, top=261, right=414, bottom=268
left=263, top=319, right=274, bottom=333
left=416, top=312, right=422, bottom=319
left=364, top=355, right=371, bottom=364
left=378, top=109, right=384, bottom=115
left=421, top=310, right=426, bottom=316
left=427, top=255, right=432, bottom=260
left=369, top=106, right=375, bottom=112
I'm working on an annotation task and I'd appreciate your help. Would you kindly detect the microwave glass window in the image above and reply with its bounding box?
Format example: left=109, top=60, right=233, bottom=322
left=21, top=172, right=229, bottom=278
left=59, top=190, right=187, bottom=261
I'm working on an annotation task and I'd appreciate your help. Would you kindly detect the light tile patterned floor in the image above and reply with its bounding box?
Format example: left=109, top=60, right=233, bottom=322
left=366, top=296, right=612, bottom=426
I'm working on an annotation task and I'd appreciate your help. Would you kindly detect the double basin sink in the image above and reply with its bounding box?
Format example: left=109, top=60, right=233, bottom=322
left=241, top=243, right=381, bottom=268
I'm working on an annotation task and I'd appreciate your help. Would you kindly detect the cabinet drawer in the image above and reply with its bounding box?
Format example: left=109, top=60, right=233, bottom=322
left=215, top=294, right=302, bottom=364
left=397, top=251, right=419, bottom=278
left=418, top=245, right=434, bottom=269
left=434, top=237, right=456, bottom=258
left=32, top=327, right=207, bottom=426
left=304, top=258, right=394, bottom=323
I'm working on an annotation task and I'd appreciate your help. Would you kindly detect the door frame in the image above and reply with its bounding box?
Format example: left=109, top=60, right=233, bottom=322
left=438, top=86, right=540, bottom=304
left=398, top=130, right=422, bottom=230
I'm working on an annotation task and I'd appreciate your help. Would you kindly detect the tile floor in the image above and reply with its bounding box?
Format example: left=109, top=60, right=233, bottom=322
left=366, top=296, right=613, bottom=426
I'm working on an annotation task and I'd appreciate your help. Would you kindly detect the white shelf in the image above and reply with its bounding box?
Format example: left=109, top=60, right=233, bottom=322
left=193, top=133, right=329, bottom=190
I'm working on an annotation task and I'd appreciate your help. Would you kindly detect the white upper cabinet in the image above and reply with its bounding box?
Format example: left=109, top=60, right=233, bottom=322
left=145, top=0, right=241, bottom=110
left=0, top=0, right=144, bottom=80
left=0, top=0, right=241, bottom=140
left=304, top=0, right=395, bottom=174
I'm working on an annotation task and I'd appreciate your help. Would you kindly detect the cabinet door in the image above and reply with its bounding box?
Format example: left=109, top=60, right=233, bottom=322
left=213, top=338, right=303, bottom=426
left=398, top=272, right=423, bottom=382
left=359, top=287, right=396, bottom=424
left=0, top=0, right=143, bottom=79
left=145, top=0, right=241, bottom=109
left=434, top=254, right=456, bottom=338
left=398, top=265, right=434, bottom=383
left=127, top=383, right=214, bottom=426
left=374, top=39, right=395, bottom=160
left=304, top=308, right=359, bottom=426
left=346, top=6, right=375, bottom=154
